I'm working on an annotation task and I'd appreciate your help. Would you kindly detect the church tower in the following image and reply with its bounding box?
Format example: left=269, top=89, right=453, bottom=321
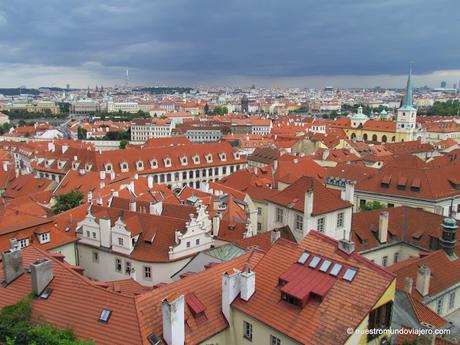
left=396, top=64, right=417, bottom=140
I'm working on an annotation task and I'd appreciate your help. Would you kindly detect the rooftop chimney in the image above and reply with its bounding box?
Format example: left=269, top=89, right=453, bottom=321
left=338, top=238, right=355, bottom=255
left=404, top=276, right=413, bottom=294
left=222, top=270, right=241, bottom=322
left=304, top=190, right=314, bottom=217
left=240, top=263, right=256, bottom=301
left=162, top=294, right=185, bottom=345
left=147, top=175, right=154, bottom=189
left=416, top=265, right=431, bottom=297
left=378, top=211, right=389, bottom=244
left=129, top=199, right=136, bottom=212
left=99, top=171, right=106, bottom=180
left=2, top=244, right=24, bottom=285
left=270, top=229, right=281, bottom=244
left=341, top=181, right=355, bottom=204
left=31, top=259, right=53, bottom=296
left=149, top=201, right=163, bottom=216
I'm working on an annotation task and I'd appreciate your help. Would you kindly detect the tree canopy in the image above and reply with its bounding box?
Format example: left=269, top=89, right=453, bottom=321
left=360, top=201, right=386, bottom=212
left=52, top=189, right=84, bottom=214
left=0, top=296, right=93, bottom=345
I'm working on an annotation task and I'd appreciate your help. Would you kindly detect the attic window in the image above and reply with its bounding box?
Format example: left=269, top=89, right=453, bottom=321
left=319, top=260, right=332, bottom=272
left=297, top=252, right=310, bottom=264
left=99, top=309, right=112, bottom=323
left=105, top=164, right=113, bottom=172
left=380, top=175, right=391, bottom=188
left=147, top=334, right=161, bottom=345
left=411, top=178, right=421, bottom=192
left=181, top=156, right=188, bottom=165
left=193, top=155, right=200, bottom=164
left=397, top=177, right=407, bottom=190
left=164, top=158, right=172, bottom=167
left=343, top=268, right=357, bottom=282
left=308, top=256, right=321, bottom=268
left=120, top=162, right=128, bottom=171
left=205, top=154, right=212, bottom=163
left=219, top=153, right=227, bottom=161
left=150, top=159, right=158, bottom=169
left=136, top=161, right=144, bottom=171
left=40, top=287, right=53, bottom=300
left=329, top=263, right=342, bottom=277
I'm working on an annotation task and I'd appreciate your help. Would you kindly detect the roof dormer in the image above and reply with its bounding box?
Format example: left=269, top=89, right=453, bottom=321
left=136, top=160, right=144, bottom=171
left=205, top=153, right=213, bottom=163
left=150, top=159, right=158, bottom=169
left=192, top=154, right=200, bottom=165
left=120, top=161, right=129, bottom=172
left=164, top=157, right=172, bottom=168
left=180, top=156, right=188, bottom=166
left=105, top=163, right=113, bottom=172
left=219, top=152, right=227, bottom=162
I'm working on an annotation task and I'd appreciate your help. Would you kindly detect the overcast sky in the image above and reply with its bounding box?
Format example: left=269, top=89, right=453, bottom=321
left=0, top=0, right=459, bottom=88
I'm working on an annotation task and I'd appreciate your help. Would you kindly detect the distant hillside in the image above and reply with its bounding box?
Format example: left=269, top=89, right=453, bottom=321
left=0, top=88, right=40, bottom=96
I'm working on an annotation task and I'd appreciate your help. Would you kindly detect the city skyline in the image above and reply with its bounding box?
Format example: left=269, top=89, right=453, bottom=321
left=0, top=0, right=459, bottom=88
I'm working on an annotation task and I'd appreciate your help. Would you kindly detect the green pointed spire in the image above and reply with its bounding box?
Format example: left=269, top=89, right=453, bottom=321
left=401, top=63, right=414, bottom=109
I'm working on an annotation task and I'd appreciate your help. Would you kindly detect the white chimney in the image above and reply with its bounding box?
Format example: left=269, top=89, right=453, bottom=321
left=61, top=144, right=69, bottom=154
left=2, top=162, right=8, bottom=172
left=99, top=171, right=106, bottom=180
left=1, top=246, right=24, bottom=285
left=341, top=181, right=355, bottom=204
left=240, top=263, right=256, bottom=301
left=110, top=171, right=115, bottom=180
left=378, top=211, right=389, bottom=244
left=304, top=190, right=314, bottom=217
left=47, top=142, right=55, bottom=152
left=87, top=191, right=93, bottom=204
left=222, top=270, right=241, bottom=322
left=30, top=259, right=53, bottom=296
left=162, top=294, right=185, bottom=345
left=149, top=201, right=163, bottom=216
left=416, top=266, right=431, bottom=297
left=404, top=276, right=413, bottom=294
left=129, top=199, right=136, bottom=212
left=147, top=175, right=154, bottom=189
left=338, top=238, right=355, bottom=255
left=270, top=229, right=281, bottom=244
left=99, top=217, right=112, bottom=248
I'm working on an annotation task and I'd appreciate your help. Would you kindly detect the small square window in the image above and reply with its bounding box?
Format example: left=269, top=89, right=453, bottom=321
left=271, top=335, right=281, bottom=345
left=243, top=321, right=252, bottom=341
left=118, top=237, right=124, bottom=246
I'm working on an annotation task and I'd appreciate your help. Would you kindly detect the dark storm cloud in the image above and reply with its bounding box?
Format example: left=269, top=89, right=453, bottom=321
left=0, top=0, right=458, bottom=83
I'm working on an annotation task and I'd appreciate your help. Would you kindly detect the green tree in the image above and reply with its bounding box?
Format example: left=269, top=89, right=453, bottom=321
left=204, top=103, right=209, bottom=114
left=77, top=127, right=87, bottom=140
left=360, top=201, right=386, bottom=212
left=0, top=297, right=93, bottom=345
left=119, top=139, right=129, bottom=149
left=53, top=189, right=84, bottom=214
left=0, top=123, right=11, bottom=135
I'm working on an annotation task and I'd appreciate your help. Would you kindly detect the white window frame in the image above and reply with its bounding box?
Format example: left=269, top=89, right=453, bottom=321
left=317, top=217, right=325, bottom=232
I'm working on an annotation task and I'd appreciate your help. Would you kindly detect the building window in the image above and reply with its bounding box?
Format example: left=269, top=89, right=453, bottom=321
left=186, top=241, right=191, bottom=248
left=367, top=302, right=392, bottom=341
left=271, top=335, right=281, bottom=345
left=317, top=218, right=325, bottom=232
left=243, top=321, right=252, bottom=341
left=257, top=207, right=262, bottom=215
left=92, top=251, right=99, bottom=263
left=39, top=233, right=50, bottom=244
left=276, top=208, right=284, bottom=223
left=196, top=239, right=200, bottom=245
left=125, top=261, right=132, bottom=275
left=144, top=266, right=152, bottom=280
left=18, top=239, right=29, bottom=249
left=337, top=212, right=344, bottom=227
left=115, top=258, right=122, bottom=272
left=295, top=214, right=303, bottom=232
left=257, top=222, right=262, bottom=232
left=437, top=298, right=444, bottom=315
left=92, top=232, right=96, bottom=239
left=86, top=231, right=90, bottom=237
left=449, top=292, right=456, bottom=310
left=118, top=237, right=124, bottom=246
left=394, top=252, right=399, bottom=264
left=382, top=256, right=388, bottom=267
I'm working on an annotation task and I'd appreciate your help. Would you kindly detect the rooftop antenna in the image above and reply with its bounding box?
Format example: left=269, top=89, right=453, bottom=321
left=125, top=69, right=129, bottom=87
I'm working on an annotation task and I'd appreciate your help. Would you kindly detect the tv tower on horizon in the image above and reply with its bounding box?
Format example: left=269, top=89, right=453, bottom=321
left=125, top=68, right=129, bottom=87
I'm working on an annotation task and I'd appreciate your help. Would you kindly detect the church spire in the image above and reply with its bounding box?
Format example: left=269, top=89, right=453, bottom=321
left=402, top=63, right=413, bottom=108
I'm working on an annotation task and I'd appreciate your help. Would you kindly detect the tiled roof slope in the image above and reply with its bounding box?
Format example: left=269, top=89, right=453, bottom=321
left=0, top=246, right=144, bottom=345
left=267, top=176, right=352, bottom=215
left=135, top=251, right=264, bottom=345
left=232, top=232, right=395, bottom=345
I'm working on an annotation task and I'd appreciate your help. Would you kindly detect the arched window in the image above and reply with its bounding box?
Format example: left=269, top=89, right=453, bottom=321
left=382, top=135, right=387, bottom=143
left=391, top=136, right=396, bottom=142
left=363, top=134, right=368, bottom=142
left=372, top=134, right=378, bottom=142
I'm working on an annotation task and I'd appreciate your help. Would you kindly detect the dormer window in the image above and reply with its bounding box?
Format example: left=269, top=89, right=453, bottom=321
left=150, top=159, right=158, bottom=169
left=233, top=152, right=240, bottom=160
left=105, top=163, right=113, bottom=172
left=120, top=162, right=129, bottom=172
left=85, top=163, right=92, bottom=171
left=181, top=156, right=188, bottom=166
left=136, top=160, right=144, bottom=171
left=193, top=155, right=200, bottom=164
left=205, top=153, right=213, bottom=163
left=38, top=233, right=50, bottom=244
left=57, top=160, right=66, bottom=169
left=164, top=158, right=172, bottom=167
left=219, top=152, right=227, bottom=161
left=72, top=162, right=80, bottom=170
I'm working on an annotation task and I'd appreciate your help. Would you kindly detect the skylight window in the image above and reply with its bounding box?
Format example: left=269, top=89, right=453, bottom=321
left=329, top=263, right=342, bottom=276
left=343, top=268, right=358, bottom=282
left=99, top=309, right=112, bottom=323
left=319, top=260, right=332, bottom=272
left=297, top=252, right=310, bottom=265
left=40, top=287, right=53, bottom=300
left=308, top=256, right=321, bottom=268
